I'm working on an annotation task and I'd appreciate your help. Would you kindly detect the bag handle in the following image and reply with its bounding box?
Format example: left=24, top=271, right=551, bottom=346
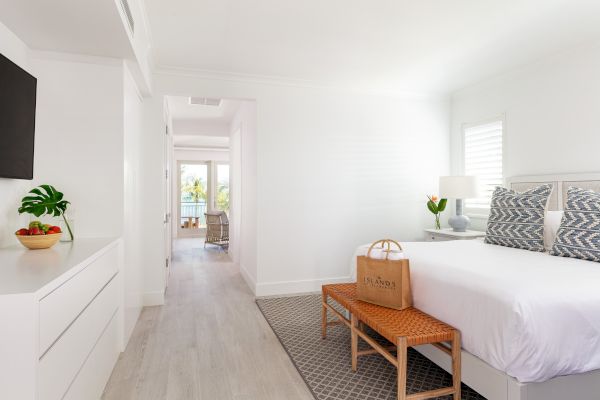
left=366, top=239, right=403, bottom=260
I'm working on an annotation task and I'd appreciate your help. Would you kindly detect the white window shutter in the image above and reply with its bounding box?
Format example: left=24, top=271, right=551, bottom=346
left=463, top=120, right=503, bottom=210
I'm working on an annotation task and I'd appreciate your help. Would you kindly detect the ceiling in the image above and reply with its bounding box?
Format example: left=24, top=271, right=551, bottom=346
left=167, top=96, right=242, bottom=148
left=0, top=0, right=132, bottom=59
left=145, top=0, right=600, bottom=94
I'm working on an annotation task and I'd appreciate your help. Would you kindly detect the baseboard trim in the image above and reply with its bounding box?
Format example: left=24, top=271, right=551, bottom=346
left=239, top=265, right=257, bottom=295
left=143, top=291, right=165, bottom=306
left=255, top=276, right=352, bottom=297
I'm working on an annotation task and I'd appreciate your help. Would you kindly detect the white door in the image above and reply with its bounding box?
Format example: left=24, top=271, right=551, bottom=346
left=229, top=127, right=242, bottom=262
left=164, top=124, right=172, bottom=288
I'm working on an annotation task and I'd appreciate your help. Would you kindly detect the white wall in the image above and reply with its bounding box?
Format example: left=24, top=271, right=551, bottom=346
left=172, top=119, right=230, bottom=136
left=229, top=124, right=242, bottom=265
left=0, top=21, right=126, bottom=246
left=174, top=149, right=229, bottom=162
left=254, top=90, right=448, bottom=296
left=122, top=63, right=144, bottom=341
left=116, top=0, right=153, bottom=94
left=229, top=101, right=257, bottom=288
left=144, top=71, right=450, bottom=297
left=450, top=39, right=600, bottom=230
left=0, top=21, right=33, bottom=247
left=31, top=53, right=124, bottom=239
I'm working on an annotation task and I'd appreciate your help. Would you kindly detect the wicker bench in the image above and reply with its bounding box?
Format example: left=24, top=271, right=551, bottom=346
left=322, top=283, right=461, bottom=400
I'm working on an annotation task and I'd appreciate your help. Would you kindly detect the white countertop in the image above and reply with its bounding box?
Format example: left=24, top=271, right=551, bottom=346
left=0, top=237, right=119, bottom=296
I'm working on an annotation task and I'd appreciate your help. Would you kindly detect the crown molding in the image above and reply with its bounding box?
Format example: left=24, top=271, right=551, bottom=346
left=29, top=50, right=123, bottom=67
left=154, top=65, right=446, bottom=100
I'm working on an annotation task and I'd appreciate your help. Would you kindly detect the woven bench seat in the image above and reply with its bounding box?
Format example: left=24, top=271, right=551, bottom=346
left=322, top=283, right=461, bottom=400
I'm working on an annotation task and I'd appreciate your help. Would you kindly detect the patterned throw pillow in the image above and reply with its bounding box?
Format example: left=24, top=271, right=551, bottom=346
left=551, top=187, right=600, bottom=262
left=484, top=184, right=552, bottom=252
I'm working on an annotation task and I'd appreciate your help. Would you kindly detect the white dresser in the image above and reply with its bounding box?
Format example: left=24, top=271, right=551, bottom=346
left=0, top=238, right=122, bottom=400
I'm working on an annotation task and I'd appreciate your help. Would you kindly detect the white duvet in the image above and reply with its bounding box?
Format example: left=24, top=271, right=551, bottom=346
left=350, top=239, right=600, bottom=383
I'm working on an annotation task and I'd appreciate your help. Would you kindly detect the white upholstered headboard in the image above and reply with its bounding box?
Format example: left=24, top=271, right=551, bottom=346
left=506, top=173, right=600, bottom=211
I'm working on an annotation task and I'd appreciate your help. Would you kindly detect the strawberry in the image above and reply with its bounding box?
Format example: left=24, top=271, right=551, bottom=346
left=29, top=227, right=41, bottom=235
left=16, top=228, right=29, bottom=236
left=50, top=226, right=62, bottom=233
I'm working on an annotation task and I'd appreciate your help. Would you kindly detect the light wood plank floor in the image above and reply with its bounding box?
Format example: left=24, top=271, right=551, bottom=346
left=102, top=238, right=314, bottom=400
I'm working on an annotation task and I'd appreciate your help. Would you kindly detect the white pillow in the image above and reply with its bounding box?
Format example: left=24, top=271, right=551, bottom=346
left=544, top=211, right=564, bottom=251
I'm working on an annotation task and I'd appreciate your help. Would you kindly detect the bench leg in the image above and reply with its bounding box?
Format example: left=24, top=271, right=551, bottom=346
left=397, top=337, right=407, bottom=400
left=351, top=314, right=358, bottom=372
left=321, top=293, right=328, bottom=339
left=452, top=331, right=462, bottom=400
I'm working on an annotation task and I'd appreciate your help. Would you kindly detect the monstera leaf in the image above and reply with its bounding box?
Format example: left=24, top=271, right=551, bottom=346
left=18, top=185, right=69, bottom=217
left=18, top=184, right=73, bottom=240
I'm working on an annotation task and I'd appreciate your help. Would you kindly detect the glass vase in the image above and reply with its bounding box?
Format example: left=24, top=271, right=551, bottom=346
left=434, top=214, right=441, bottom=230
left=51, top=216, right=74, bottom=242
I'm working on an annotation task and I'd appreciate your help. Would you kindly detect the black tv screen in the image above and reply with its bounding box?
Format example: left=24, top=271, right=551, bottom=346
left=0, top=53, right=37, bottom=180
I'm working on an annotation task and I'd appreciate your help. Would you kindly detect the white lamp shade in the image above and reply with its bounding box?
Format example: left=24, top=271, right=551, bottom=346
left=439, top=176, right=479, bottom=199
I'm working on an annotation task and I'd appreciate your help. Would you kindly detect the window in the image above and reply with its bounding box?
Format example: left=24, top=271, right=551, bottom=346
left=463, top=119, right=503, bottom=212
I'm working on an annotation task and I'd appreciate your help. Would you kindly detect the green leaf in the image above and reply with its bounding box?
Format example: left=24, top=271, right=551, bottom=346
left=29, top=187, right=44, bottom=196
left=18, top=184, right=70, bottom=220
left=438, top=198, right=448, bottom=212
left=426, top=200, right=438, bottom=214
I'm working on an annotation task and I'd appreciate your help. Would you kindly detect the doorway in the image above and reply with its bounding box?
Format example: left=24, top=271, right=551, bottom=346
left=163, top=95, right=256, bottom=294
left=177, top=160, right=230, bottom=237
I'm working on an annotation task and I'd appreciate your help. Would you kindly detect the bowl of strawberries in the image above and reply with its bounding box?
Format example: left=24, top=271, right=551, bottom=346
left=15, top=221, right=63, bottom=250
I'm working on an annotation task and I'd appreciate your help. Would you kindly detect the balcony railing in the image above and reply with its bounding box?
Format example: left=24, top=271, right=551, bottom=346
left=180, top=201, right=207, bottom=229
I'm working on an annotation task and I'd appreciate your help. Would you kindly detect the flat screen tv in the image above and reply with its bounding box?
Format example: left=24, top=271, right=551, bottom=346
left=0, top=53, right=37, bottom=180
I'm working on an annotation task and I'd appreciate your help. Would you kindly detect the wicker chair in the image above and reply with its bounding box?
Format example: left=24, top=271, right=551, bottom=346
left=204, top=211, right=229, bottom=250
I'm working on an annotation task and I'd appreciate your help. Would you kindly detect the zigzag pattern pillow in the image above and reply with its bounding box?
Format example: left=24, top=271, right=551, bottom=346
left=551, top=187, right=600, bottom=262
left=484, top=184, right=552, bottom=252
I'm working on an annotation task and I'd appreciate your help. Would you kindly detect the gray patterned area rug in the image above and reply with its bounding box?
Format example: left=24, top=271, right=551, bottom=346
left=256, top=294, right=486, bottom=400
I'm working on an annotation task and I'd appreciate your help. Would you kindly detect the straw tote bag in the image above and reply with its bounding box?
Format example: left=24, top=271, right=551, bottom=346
left=356, top=239, right=412, bottom=310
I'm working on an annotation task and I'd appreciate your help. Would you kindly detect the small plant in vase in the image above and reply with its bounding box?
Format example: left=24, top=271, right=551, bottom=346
left=426, top=195, right=447, bottom=230
left=18, top=184, right=74, bottom=241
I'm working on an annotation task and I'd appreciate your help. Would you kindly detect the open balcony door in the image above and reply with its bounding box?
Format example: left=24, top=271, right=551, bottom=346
left=178, top=161, right=210, bottom=237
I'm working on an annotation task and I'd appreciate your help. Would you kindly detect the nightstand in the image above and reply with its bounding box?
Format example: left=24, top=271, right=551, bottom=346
left=424, top=228, right=486, bottom=242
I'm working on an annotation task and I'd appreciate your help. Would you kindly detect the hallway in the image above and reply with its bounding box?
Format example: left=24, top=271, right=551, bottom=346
left=102, top=239, right=313, bottom=400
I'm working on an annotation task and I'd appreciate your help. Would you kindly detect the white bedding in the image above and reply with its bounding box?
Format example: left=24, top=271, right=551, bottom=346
left=350, top=239, right=600, bottom=383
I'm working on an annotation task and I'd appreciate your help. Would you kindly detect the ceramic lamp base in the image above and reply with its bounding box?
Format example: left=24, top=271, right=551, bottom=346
left=448, top=214, right=470, bottom=232
left=448, top=199, right=470, bottom=232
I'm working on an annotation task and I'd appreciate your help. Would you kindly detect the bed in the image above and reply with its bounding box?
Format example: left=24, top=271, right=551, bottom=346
left=350, top=173, right=600, bottom=400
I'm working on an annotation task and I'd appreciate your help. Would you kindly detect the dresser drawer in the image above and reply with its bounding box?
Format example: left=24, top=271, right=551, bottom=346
left=425, top=234, right=452, bottom=242
left=62, top=311, right=120, bottom=400
left=39, top=245, right=118, bottom=355
left=38, top=275, right=119, bottom=400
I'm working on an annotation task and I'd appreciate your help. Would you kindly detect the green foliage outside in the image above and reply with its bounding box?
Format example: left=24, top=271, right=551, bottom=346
left=216, top=183, right=229, bottom=212
left=182, top=178, right=207, bottom=203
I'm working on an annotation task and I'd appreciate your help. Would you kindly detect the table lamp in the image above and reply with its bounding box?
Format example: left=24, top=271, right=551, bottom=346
left=439, top=176, right=479, bottom=232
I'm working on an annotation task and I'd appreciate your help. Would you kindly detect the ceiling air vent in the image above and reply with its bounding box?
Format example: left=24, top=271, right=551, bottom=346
left=189, top=97, right=222, bottom=106
left=119, top=0, right=135, bottom=35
